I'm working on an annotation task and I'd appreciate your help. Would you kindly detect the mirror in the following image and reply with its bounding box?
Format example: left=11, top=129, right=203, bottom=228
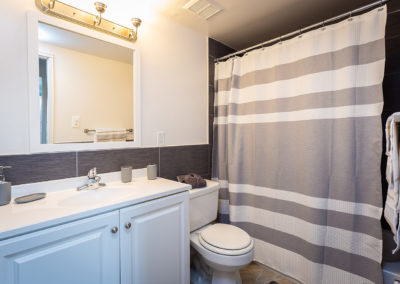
left=28, top=11, right=141, bottom=152
left=39, top=22, right=134, bottom=144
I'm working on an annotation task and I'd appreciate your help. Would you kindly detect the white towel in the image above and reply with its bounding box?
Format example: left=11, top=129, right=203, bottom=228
left=94, top=128, right=127, bottom=142
left=384, top=113, right=400, bottom=253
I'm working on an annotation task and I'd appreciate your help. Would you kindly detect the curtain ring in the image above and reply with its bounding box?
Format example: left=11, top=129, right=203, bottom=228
left=378, top=0, right=384, bottom=11
left=279, top=36, right=282, bottom=45
left=321, top=20, right=326, bottom=31
left=298, top=28, right=302, bottom=38
left=348, top=11, right=353, bottom=21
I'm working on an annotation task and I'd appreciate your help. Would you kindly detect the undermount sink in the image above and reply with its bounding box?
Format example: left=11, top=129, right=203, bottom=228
left=58, top=186, right=137, bottom=207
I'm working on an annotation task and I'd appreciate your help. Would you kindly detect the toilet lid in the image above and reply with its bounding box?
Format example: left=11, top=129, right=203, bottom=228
left=199, top=224, right=252, bottom=250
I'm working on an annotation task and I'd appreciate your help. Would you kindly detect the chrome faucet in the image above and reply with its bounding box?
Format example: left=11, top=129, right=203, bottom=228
left=77, top=167, right=106, bottom=191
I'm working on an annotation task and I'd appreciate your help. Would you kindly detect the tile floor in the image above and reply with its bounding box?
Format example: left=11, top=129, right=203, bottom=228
left=240, top=262, right=299, bottom=284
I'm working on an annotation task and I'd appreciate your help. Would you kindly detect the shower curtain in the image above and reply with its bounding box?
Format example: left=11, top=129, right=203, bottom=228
left=213, top=6, right=386, bottom=284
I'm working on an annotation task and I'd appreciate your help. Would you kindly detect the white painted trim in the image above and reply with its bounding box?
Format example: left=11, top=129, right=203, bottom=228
left=27, top=11, right=142, bottom=153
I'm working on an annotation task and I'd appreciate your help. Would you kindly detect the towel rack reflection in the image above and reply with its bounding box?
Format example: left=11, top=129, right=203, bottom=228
left=84, top=128, right=133, bottom=134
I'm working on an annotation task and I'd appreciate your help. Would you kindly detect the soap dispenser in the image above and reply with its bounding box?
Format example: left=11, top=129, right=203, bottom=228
left=0, top=166, right=12, bottom=206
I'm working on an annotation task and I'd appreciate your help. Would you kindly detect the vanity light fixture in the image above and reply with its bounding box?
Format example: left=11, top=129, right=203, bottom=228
left=35, top=0, right=142, bottom=42
left=130, top=18, right=142, bottom=40
left=93, top=2, right=106, bottom=26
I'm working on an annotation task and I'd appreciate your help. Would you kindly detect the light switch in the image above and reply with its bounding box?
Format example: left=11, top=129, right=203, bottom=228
left=157, top=131, right=165, bottom=146
left=71, top=116, right=80, bottom=128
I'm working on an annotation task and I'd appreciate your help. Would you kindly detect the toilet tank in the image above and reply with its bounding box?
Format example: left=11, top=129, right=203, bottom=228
left=189, top=180, right=220, bottom=232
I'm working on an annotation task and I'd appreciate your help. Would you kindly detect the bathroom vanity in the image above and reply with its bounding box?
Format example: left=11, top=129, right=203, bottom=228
left=0, top=172, right=190, bottom=284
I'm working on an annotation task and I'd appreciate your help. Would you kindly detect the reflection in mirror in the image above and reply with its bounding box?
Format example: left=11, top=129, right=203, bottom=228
left=38, top=22, right=134, bottom=144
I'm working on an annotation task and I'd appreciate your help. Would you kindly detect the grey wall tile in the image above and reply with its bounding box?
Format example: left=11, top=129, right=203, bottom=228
left=209, top=56, right=215, bottom=85
left=0, top=145, right=211, bottom=185
left=0, top=152, right=76, bottom=185
left=209, top=85, right=215, bottom=145
left=208, top=143, right=213, bottom=179
left=209, top=38, right=235, bottom=59
left=77, top=147, right=159, bottom=176
left=160, top=145, right=210, bottom=181
left=209, top=85, right=215, bottom=110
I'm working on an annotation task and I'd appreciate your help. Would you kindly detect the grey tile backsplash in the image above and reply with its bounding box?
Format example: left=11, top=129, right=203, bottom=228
left=77, top=147, right=159, bottom=176
left=0, top=152, right=76, bottom=185
left=159, top=145, right=210, bottom=180
left=0, top=145, right=209, bottom=186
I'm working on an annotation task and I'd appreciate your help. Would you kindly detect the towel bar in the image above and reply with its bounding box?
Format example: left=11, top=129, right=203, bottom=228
left=84, top=128, right=133, bottom=134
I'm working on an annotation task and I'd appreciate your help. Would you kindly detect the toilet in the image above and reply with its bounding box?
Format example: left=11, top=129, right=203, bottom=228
left=189, top=180, right=254, bottom=284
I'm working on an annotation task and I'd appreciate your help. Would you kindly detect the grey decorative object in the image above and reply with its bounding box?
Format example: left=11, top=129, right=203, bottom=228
left=0, top=166, right=12, bottom=206
left=15, top=193, right=46, bottom=204
left=121, top=166, right=132, bottom=183
left=147, top=164, right=157, bottom=180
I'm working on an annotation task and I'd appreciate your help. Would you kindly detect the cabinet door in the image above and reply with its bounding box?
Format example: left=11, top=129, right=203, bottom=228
left=120, top=192, right=189, bottom=284
left=0, top=211, right=120, bottom=284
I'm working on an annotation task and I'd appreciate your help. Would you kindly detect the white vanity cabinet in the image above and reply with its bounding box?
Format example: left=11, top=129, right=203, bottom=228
left=0, top=211, right=120, bottom=284
left=0, top=191, right=189, bottom=284
left=120, top=192, right=189, bottom=284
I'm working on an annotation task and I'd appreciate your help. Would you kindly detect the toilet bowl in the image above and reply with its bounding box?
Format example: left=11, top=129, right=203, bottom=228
left=189, top=181, right=254, bottom=284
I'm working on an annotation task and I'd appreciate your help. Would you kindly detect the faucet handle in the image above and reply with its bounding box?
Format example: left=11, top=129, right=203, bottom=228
left=88, top=167, right=97, bottom=179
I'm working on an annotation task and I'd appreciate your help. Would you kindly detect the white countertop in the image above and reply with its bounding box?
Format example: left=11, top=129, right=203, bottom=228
left=0, top=170, right=191, bottom=240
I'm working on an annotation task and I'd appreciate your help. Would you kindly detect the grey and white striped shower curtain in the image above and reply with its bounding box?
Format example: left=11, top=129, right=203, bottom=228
left=212, top=6, right=386, bottom=284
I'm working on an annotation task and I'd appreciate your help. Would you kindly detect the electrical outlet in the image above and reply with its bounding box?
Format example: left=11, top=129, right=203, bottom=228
left=71, top=116, right=80, bottom=128
left=157, top=131, right=165, bottom=146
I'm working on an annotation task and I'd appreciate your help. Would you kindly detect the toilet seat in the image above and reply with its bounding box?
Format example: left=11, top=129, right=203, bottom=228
left=198, top=224, right=254, bottom=256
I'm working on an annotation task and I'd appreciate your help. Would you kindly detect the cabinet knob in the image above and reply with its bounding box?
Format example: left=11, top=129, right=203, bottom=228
left=125, top=222, right=132, bottom=229
left=111, top=226, right=118, bottom=234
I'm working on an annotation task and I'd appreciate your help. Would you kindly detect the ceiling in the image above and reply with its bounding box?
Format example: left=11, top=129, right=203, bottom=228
left=159, top=0, right=377, bottom=50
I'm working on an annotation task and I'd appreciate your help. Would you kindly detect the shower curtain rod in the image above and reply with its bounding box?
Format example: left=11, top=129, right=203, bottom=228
left=215, top=0, right=389, bottom=62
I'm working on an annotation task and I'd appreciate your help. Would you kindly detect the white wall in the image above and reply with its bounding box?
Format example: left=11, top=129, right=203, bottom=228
left=137, top=13, right=208, bottom=147
left=0, top=1, right=208, bottom=154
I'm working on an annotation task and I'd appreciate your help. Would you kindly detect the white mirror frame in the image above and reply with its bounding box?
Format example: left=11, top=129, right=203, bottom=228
left=27, top=11, right=141, bottom=153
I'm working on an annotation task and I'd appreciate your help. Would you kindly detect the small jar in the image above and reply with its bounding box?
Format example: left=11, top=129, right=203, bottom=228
left=121, top=166, right=132, bottom=183
left=147, top=164, right=157, bottom=180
